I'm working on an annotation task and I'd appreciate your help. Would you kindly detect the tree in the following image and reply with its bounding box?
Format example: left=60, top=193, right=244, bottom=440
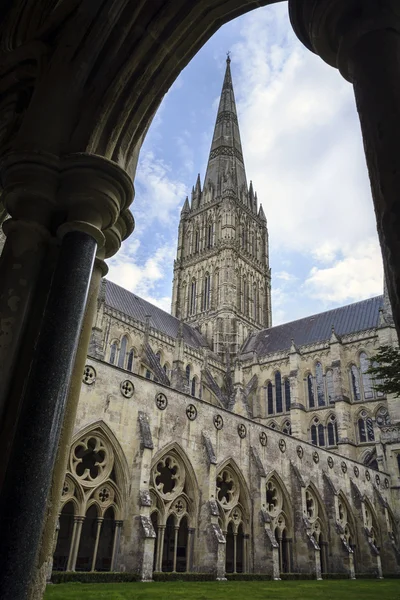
left=367, top=345, right=400, bottom=398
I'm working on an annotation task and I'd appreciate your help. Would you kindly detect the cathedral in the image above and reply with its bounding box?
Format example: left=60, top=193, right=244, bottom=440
left=51, top=58, right=400, bottom=580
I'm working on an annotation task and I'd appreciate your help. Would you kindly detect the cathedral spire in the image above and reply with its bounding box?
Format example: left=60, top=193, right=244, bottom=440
left=203, top=56, right=248, bottom=200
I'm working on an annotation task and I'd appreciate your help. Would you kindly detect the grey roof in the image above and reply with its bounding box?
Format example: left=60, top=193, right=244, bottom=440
left=104, top=280, right=208, bottom=349
left=241, top=295, right=384, bottom=357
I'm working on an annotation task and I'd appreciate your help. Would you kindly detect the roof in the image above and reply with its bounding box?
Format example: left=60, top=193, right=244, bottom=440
left=104, top=280, right=208, bottom=349
left=241, top=295, right=384, bottom=357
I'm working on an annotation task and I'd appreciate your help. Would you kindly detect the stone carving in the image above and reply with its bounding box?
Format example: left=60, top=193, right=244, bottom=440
left=83, top=365, right=96, bottom=384
left=120, top=379, right=134, bottom=398
left=238, top=423, right=247, bottom=438
left=155, top=392, right=168, bottom=410
left=213, top=414, right=224, bottom=430
left=259, top=431, right=268, bottom=446
left=186, top=404, right=197, bottom=421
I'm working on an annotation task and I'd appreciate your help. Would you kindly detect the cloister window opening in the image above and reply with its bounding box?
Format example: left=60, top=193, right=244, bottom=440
left=161, top=514, right=188, bottom=572
left=266, top=478, right=292, bottom=574
left=358, top=411, right=375, bottom=443
left=225, top=521, right=245, bottom=574
left=117, top=336, right=128, bottom=369
left=109, top=342, right=118, bottom=365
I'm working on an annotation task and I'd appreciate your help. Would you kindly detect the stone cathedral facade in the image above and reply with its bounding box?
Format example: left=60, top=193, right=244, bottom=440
left=52, top=59, right=400, bottom=580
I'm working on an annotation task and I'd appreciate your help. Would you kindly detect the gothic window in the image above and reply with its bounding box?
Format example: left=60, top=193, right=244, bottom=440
left=327, top=415, right=338, bottom=446
left=207, top=224, right=213, bottom=249
left=253, top=284, right=257, bottom=321
left=109, top=342, right=117, bottom=365
left=376, top=406, right=390, bottom=427
left=315, top=362, right=325, bottom=406
left=190, top=280, right=196, bottom=315
left=350, top=365, right=361, bottom=401
left=326, top=370, right=334, bottom=404
left=118, top=336, right=128, bottom=368
left=191, top=377, right=196, bottom=397
left=284, top=378, right=291, bottom=412
left=307, top=374, right=315, bottom=408
left=360, top=352, right=373, bottom=399
left=310, top=418, right=325, bottom=447
left=267, top=382, right=274, bottom=415
left=203, top=273, right=211, bottom=311
left=155, top=351, right=161, bottom=363
left=195, top=230, right=199, bottom=253
left=275, top=371, right=283, bottom=413
left=282, top=420, right=292, bottom=435
left=358, top=410, right=375, bottom=443
left=127, top=349, right=135, bottom=371
left=145, top=369, right=151, bottom=379
left=185, top=365, right=191, bottom=384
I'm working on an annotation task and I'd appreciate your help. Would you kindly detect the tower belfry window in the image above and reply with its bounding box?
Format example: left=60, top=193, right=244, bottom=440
left=190, top=280, right=197, bottom=315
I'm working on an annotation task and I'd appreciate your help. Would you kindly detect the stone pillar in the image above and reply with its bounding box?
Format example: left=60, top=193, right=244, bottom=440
left=288, top=0, right=400, bottom=341
left=91, top=518, right=104, bottom=571
left=111, top=521, right=123, bottom=572
left=157, top=526, right=166, bottom=572
left=69, top=516, right=85, bottom=571
left=187, top=528, right=195, bottom=572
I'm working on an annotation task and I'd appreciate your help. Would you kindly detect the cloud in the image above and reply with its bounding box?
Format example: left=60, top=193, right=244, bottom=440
left=276, top=271, right=297, bottom=282
left=304, top=239, right=383, bottom=305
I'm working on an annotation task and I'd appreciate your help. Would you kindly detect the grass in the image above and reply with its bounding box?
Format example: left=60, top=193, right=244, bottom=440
left=44, top=580, right=400, bottom=600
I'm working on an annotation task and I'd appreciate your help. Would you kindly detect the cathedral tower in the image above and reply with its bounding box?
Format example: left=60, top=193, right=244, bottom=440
left=171, top=57, right=272, bottom=356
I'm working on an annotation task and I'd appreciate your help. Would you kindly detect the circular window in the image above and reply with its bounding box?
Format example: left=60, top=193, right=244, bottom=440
left=155, top=392, right=168, bottom=410
left=238, top=424, right=247, bottom=439
left=279, top=438, right=286, bottom=453
left=354, top=465, right=359, bottom=478
left=83, top=365, right=96, bottom=385
left=120, top=380, right=134, bottom=398
left=313, top=451, right=319, bottom=464
left=186, top=404, right=197, bottom=421
left=214, top=414, right=224, bottom=430
left=297, top=445, right=304, bottom=459
left=259, top=431, right=268, bottom=447
left=327, top=456, right=334, bottom=469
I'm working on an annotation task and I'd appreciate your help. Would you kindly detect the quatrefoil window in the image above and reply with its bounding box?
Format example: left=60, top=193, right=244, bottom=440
left=214, top=414, right=224, bottom=430
left=238, top=424, right=246, bottom=438
left=120, top=380, right=134, bottom=398
left=173, top=498, right=186, bottom=515
left=155, top=393, right=168, bottom=410
left=83, top=365, right=96, bottom=384
left=259, top=432, right=268, bottom=446
left=217, top=470, right=237, bottom=507
left=186, top=404, right=197, bottom=421
left=72, top=436, right=109, bottom=484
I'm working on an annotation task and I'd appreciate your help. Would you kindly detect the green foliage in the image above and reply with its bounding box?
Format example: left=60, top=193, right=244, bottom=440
left=367, top=345, right=400, bottom=397
left=153, top=572, right=215, bottom=582
left=45, top=579, right=400, bottom=600
left=51, top=571, right=139, bottom=584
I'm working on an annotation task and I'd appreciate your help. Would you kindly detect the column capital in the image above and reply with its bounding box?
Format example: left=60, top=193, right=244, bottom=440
left=0, top=151, right=134, bottom=258
left=289, top=0, right=400, bottom=81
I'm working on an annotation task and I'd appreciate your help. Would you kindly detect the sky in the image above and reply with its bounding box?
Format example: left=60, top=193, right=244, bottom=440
left=106, top=3, right=384, bottom=326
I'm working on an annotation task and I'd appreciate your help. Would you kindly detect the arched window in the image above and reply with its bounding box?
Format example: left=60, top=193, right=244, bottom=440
left=275, top=371, right=282, bottom=413
left=358, top=410, right=375, bottom=443
left=350, top=365, right=361, bottom=401
left=284, top=378, right=291, bottom=412
left=243, top=278, right=247, bottom=314
left=282, top=420, right=291, bottom=435
left=311, top=417, right=325, bottom=447
left=315, top=362, right=325, bottom=406
left=127, top=349, right=135, bottom=371
left=145, top=369, right=151, bottom=379
left=327, top=415, right=338, bottom=446
left=109, top=342, right=118, bottom=365
left=191, top=377, right=196, bottom=397
left=307, top=374, right=315, bottom=408
left=195, top=230, right=199, bottom=253
left=253, top=284, right=257, bottom=321
left=207, top=224, right=213, bottom=248
left=267, top=382, right=274, bottom=415
left=185, top=365, right=191, bottom=384
left=155, top=350, right=161, bottom=363
left=190, top=279, right=196, bottom=315
left=203, top=273, right=211, bottom=311
left=326, top=370, right=334, bottom=404
left=117, top=336, right=128, bottom=368
left=360, top=352, right=373, bottom=399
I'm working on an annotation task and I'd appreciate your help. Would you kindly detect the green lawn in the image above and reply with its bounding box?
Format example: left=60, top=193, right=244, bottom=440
left=44, top=580, right=400, bottom=600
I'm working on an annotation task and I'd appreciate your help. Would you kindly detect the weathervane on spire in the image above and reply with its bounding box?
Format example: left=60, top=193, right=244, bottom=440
left=226, top=51, right=231, bottom=64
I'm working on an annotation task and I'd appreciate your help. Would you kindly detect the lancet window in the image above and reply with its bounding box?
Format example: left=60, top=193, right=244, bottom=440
left=310, top=417, right=325, bottom=447
left=189, top=280, right=197, bottom=315
left=326, top=370, right=334, bottom=404
left=109, top=341, right=118, bottom=365
left=307, top=374, right=315, bottom=408
left=327, top=415, right=338, bottom=446
left=357, top=410, right=375, bottom=443
left=150, top=449, right=196, bottom=573
left=127, top=349, right=135, bottom=372
left=53, top=427, right=124, bottom=573
left=266, top=372, right=290, bottom=416
left=203, top=273, right=211, bottom=311
left=315, top=362, right=325, bottom=406
left=117, top=335, right=128, bottom=369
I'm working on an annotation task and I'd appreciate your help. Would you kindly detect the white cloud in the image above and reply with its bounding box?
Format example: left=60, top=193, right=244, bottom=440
left=304, top=239, right=383, bottom=304
left=276, top=270, right=297, bottom=282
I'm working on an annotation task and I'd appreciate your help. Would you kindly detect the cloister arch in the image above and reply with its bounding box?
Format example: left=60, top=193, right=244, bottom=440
left=216, top=458, right=251, bottom=573
left=265, top=471, right=293, bottom=573
left=52, top=421, right=129, bottom=573
left=305, top=482, right=329, bottom=575
left=149, top=443, right=199, bottom=572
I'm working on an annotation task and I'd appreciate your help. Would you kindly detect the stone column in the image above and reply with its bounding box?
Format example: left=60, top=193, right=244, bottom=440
left=91, top=518, right=104, bottom=571
left=173, top=526, right=179, bottom=572
left=69, top=516, right=85, bottom=572
left=186, top=528, right=195, bottom=572
left=288, top=0, right=400, bottom=340
left=111, top=521, right=123, bottom=572
left=157, top=526, right=166, bottom=572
